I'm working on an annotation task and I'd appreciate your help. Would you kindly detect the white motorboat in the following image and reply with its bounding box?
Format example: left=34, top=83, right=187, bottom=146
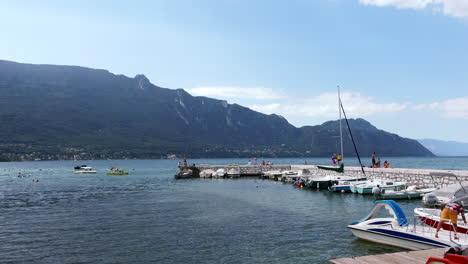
left=212, top=169, right=226, bottom=178
left=349, top=200, right=468, bottom=251
left=174, top=169, right=193, bottom=179
left=199, top=169, right=214, bottom=178
left=377, top=186, right=438, bottom=200
left=73, top=166, right=96, bottom=174
left=226, top=167, right=240, bottom=178
left=307, top=174, right=367, bottom=189
left=422, top=183, right=468, bottom=207
left=330, top=180, right=368, bottom=192
left=353, top=180, right=407, bottom=194
left=350, top=181, right=366, bottom=193
left=280, top=170, right=299, bottom=182
left=264, top=170, right=283, bottom=180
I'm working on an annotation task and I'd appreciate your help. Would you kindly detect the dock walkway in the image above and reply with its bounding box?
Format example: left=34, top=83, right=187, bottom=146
left=329, top=248, right=446, bottom=264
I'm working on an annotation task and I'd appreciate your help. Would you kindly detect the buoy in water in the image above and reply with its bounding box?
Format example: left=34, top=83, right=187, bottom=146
left=341, top=190, right=345, bottom=193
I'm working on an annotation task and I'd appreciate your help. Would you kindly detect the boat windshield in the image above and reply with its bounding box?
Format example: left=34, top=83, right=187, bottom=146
left=352, top=200, right=408, bottom=226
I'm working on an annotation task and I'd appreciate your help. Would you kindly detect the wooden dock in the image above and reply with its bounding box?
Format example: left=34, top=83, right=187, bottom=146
left=329, top=248, right=446, bottom=264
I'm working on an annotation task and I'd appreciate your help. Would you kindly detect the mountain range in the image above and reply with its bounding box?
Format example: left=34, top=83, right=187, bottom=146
left=418, top=139, right=468, bottom=156
left=0, top=60, right=433, bottom=161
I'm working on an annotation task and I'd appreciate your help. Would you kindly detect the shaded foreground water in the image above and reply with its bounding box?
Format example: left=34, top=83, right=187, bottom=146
left=1, top=157, right=467, bottom=263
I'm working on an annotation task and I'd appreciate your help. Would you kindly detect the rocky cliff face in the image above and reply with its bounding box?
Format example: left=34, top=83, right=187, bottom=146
left=0, top=60, right=433, bottom=160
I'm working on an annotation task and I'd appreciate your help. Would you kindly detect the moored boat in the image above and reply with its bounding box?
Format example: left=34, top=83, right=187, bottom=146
left=175, top=169, right=192, bottom=179
left=415, top=205, right=468, bottom=233
left=329, top=180, right=367, bottom=192
left=348, top=200, right=466, bottom=250
left=355, top=180, right=406, bottom=194
left=265, top=170, right=282, bottom=181
left=422, top=183, right=468, bottom=207
left=294, top=178, right=306, bottom=188
left=280, top=170, right=299, bottom=182
left=200, top=169, right=214, bottom=178
left=307, top=175, right=367, bottom=190
left=226, top=167, right=240, bottom=178
left=212, top=169, right=226, bottom=178
left=377, top=187, right=438, bottom=200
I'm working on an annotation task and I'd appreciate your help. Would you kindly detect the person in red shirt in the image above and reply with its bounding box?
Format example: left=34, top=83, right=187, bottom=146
left=435, top=201, right=467, bottom=239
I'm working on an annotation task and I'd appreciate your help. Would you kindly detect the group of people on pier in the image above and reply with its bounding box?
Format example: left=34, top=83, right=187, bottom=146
left=371, top=152, right=393, bottom=168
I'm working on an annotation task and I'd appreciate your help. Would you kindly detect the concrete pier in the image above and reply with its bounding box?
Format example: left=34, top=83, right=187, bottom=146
left=192, top=164, right=468, bottom=188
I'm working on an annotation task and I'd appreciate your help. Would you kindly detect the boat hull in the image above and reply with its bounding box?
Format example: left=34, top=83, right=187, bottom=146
left=107, top=172, right=129, bottom=175
left=329, top=185, right=351, bottom=192
left=307, top=180, right=335, bottom=189
left=378, top=192, right=422, bottom=200
left=356, top=184, right=406, bottom=195
left=348, top=226, right=451, bottom=250
left=415, top=208, right=468, bottom=233
left=74, top=171, right=96, bottom=174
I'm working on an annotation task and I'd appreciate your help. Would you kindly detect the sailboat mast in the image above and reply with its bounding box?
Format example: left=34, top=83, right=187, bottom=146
left=338, top=85, right=343, bottom=160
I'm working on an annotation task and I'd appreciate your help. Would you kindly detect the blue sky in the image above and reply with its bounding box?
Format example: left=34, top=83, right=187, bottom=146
left=1, top=0, right=468, bottom=142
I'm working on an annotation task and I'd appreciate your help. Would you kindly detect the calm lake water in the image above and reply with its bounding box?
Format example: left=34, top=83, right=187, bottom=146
left=1, top=157, right=467, bottom=264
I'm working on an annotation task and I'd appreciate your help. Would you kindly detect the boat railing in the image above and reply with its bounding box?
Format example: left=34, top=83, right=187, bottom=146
left=409, top=214, right=468, bottom=244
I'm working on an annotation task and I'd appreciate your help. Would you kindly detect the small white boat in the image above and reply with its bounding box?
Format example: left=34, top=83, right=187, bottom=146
left=350, top=181, right=366, bottom=193
left=422, top=183, right=468, bottom=207
left=73, top=166, right=96, bottom=174
left=226, top=167, right=240, bottom=178
left=282, top=170, right=298, bottom=176
left=199, top=169, right=214, bottom=178
left=280, top=170, right=298, bottom=182
left=212, top=169, right=226, bottom=178
left=264, top=170, right=283, bottom=180
left=307, top=175, right=366, bottom=189
left=349, top=200, right=467, bottom=250
left=354, top=180, right=407, bottom=194
left=174, top=169, right=193, bottom=179
left=330, top=180, right=367, bottom=192
left=377, top=187, right=438, bottom=200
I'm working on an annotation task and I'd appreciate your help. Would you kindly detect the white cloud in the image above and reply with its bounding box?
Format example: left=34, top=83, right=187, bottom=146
left=187, top=86, right=286, bottom=100
left=359, top=0, right=468, bottom=18
left=359, top=0, right=432, bottom=9
left=251, top=92, right=409, bottom=119
left=438, top=0, right=468, bottom=18
left=414, top=97, right=468, bottom=119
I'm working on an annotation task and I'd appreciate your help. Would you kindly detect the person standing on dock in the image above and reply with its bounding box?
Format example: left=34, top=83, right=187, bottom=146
left=253, top=157, right=257, bottom=165
left=371, top=152, right=376, bottom=167
left=435, top=201, right=467, bottom=240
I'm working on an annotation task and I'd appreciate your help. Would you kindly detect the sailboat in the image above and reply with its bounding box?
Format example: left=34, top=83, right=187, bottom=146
left=308, top=86, right=367, bottom=190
